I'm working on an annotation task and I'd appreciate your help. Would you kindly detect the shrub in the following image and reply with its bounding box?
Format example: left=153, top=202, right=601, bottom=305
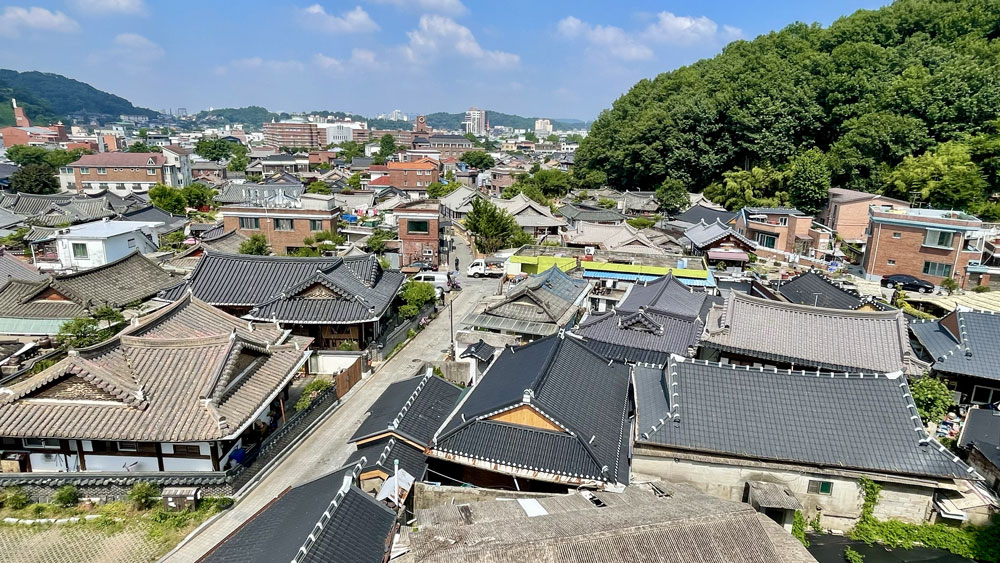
left=399, top=303, right=419, bottom=318
left=128, top=482, right=160, bottom=510
left=337, top=340, right=358, bottom=351
left=407, top=328, right=417, bottom=339
left=294, top=378, right=332, bottom=411
left=973, top=285, right=990, bottom=293
left=3, top=486, right=29, bottom=509
left=792, top=510, right=809, bottom=547
left=910, top=377, right=953, bottom=423
left=941, top=277, right=958, bottom=294
left=52, top=485, right=79, bottom=507
left=843, top=546, right=864, bottom=563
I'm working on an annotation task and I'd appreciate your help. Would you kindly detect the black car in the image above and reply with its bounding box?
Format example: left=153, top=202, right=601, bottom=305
left=882, top=274, right=935, bottom=293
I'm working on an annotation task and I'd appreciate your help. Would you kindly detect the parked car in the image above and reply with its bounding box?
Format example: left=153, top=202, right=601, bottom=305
left=412, top=272, right=455, bottom=293
left=408, top=261, right=435, bottom=271
left=882, top=274, right=935, bottom=293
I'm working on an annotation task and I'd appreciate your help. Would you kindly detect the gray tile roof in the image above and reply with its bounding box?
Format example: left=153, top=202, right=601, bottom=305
left=777, top=272, right=894, bottom=311
left=672, top=204, right=734, bottom=225
left=433, top=334, right=632, bottom=485
left=345, top=437, right=428, bottom=481
left=634, top=357, right=979, bottom=480
left=460, top=339, right=496, bottom=362
left=483, top=266, right=589, bottom=325
left=0, top=251, right=178, bottom=321
left=910, top=311, right=1000, bottom=381
left=163, top=230, right=249, bottom=272
left=0, top=295, right=308, bottom=442
left=958, top=408, right=1000, bottom=450
left=558, top=203, right=625, bottom=223
left=350, top=371, right=462, bottom=447
left=203, top=462, right=397, bottom=563
left=684, top=218, right=756, bottom=250
left=0, top=251, right=44, bottom=282
left=121, top=205, right=188, bottom=234
left=703, top=292, right=922, bottom=374
left=214, top=182, right=304, bottom=205
left=617, top=273, right=707, bottom=316
left=402, top=481, right=817, bottom=563
left=575, top=309, right=703, bottom=366
left=173, top=252, right=404, bottom=324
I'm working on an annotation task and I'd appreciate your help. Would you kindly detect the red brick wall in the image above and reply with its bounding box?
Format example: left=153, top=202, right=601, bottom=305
left=74, top=167, right=163, bottom=190
left=398, top=215, right=439, bottom=267
left=388, top=168, right=440, bottom=189
left=223, top=211, right=338, bottom=255
left=863, top=222, right=978, bottom=286
left=825, top=200, right=872, bottom=242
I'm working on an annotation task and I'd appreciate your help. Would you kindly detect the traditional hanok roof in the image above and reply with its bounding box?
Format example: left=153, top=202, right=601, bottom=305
left=558, top=203, right=625, bottom=223
left=0, top=251, right=44, bottom=282
left=621, top=191, right=660, bottom=212
left=702, top=292, right=923, bottom=374
left=634, top=357, right=979, bottom=481
left=121, top=205, right=188, bottom=234
left=0, top=251, right=178, bottom=322
left=573, top=274, right=709, bottom=366
left=0, top=192, right=121, bottom=227
left=684, top=218, right=756, bottom=250
left=564, top=221, right=661, bottom=254
left=672, top=202, right=735, bottom=225
left=492, top=193, right=565, bottom=228
left=171, top=252, right=405, bottom=324
left=438, top=185, right=483, bottom=214
left=400, top=481, right=816, bottom=563
left=0, top=294, right=310, bottom=442
left=777, top=271, right=892, bottom=311
left=482, top=266, right=590, bottom=327
left=162, top=230, right=249, bottom=273
left=350, top=370, right=462, bottom=448
left=910, top=311, right=1000, bottom=381
left=460, top=339, right=496, bottom=362
left=431, top=333, right=633, bottom=486
left=345, top=437, right=429, bottom=482
left=201, top=461, right=397, bottom=563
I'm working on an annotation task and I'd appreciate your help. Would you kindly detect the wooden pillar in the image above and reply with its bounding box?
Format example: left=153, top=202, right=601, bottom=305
left=279, top=396, right=287, bottom=424
left=210, top=442, right=221, bottom=472
left=76, top=440, right=87, bottom=472
left=154, top=443, right=165, bottom=472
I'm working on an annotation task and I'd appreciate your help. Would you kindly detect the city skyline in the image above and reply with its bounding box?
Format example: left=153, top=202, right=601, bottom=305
left=1, top=0, right=886, bottom=120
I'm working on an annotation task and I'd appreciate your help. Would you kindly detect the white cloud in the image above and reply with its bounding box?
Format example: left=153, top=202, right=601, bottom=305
left=0, top=6, right=79, bottom=36
left=313, top=53, right=343, bottom=70
left=557, top=16, right=652, bottom=61
left=642, top=11, right=726, bottom=45
left=300, top=4, right=378, bottom=33
left=403, top=15, right=518, bottom=68
left=227, top=57, right=306, bottom=73
left=368, top=0, right=465, bottom=16
left=87, top=32, right=163, bottom=69
left=351, top=48, right=376, bottom=65
left=72, top=0, right=145, bottom=14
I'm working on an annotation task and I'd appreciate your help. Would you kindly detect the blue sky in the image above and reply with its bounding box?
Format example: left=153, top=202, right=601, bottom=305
left=0, top=0, right=888, bottom=120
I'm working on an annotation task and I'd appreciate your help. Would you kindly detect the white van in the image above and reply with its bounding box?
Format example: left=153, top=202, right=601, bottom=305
left=412, top=272, right=454, bottom=292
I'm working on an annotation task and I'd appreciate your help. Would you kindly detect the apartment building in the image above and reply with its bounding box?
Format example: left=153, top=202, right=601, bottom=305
left=819, top=188, right=909, bottom=245
left=220, top=192, right=340, bottom=255
left=387, top=158, right=440, bottom=197
left=733, top=207, right=830, bottom=259
left=262, top=120, right=323, bottom=149
left=69, top=151, right=190, bottom=195
left=862, top=206, right=985, bottom=288
left=395, top=200, right=441, bottom=268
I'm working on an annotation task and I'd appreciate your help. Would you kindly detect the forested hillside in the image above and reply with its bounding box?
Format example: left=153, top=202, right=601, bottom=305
left=576, top=0, right=1000, bottom=218
left=0, top=69, right=156, bottom=126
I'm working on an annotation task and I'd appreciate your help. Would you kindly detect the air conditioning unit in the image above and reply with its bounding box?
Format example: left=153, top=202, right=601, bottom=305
left=584, top=246, right=595, bottom=256
left=42, top=453, right=56, bottom=462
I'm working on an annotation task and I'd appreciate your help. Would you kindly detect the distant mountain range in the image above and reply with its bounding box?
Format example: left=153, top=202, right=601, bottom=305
left=0, top=69, right=157, bottom=127
left=0, top=69, right=589, bottom=131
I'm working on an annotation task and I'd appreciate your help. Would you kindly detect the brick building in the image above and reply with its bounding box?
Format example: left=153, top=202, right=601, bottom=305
left=395, top=200, right=441, bottom=268
left=415, top=134, right=481, bottom=160
left=819, top=188, right=909, bottom=246
left=862, top=206, right=985, bottom=288
left=733, top=207, right=830, bottom=259
left=353, top=128, right=414, bottom=148
left=69, top=151, right=190, bottom=195
left=262, top=120, right=323, bottom=150
left=387, top=158, right=440, bottom=197
left=0, top=99, right=68, bottom=147
left=220, top=192, right=340, bottom=255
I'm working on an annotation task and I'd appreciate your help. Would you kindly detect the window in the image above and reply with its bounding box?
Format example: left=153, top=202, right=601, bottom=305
left=923, top=229, right=953, bottom=249
left=972, top=385, right=999, bottom=404
left=127, top=238, right=136, bottom=248
left=407, top=219, right=430, bottom=234
left=72, top=243, right=89, bottom=259
left=239, top=217, right=260, bottom=230
left=99, top=183, right=109, bottom=190
left=778, top=216, right=788, bottom=226
left=172, top=444, right=202, bottom=456
left=59, top=167, right=71, bottom=174
left=147, top=168, right=156, bottom=176
left=80, top=167, right=90, bottom=174
left=807, top=480, right=833, bottom=495
left=755, top=232, right=776, bottom=249
left=24, top=438, right=61, bottom=449
left=117, top=441, right=138, bottom=452
left=273, top=218, right=294, bottom=231
left=309, top=220, right=323, bottom=231
left=117, top=183, right=126, bottom=190
left=923, top=261, right=952, bottom=277
left=892, top=232, right=901, bottom=239
left=97, top=167, right=107, bottom=174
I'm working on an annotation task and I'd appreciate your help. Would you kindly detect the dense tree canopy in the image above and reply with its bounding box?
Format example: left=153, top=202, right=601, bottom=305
left=194, top=138, right=235, bottom=162
left=576, top=0, right=1000, bottom=216
left=459, top=151, right=495, bottom=170
left=10, top=164, right=59, bottom=194
left=465, top=198, right=531, bottom=253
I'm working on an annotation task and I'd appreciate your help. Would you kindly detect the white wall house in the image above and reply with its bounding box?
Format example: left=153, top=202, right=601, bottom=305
left=50, top=219, right=162, bottom=271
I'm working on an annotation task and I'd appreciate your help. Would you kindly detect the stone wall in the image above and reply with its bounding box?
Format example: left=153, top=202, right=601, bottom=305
left=633, top=450, right=936, bottom=529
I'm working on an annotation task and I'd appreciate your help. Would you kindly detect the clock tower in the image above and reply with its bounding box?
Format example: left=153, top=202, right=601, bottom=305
left=414, top=115, right=429, bottom=134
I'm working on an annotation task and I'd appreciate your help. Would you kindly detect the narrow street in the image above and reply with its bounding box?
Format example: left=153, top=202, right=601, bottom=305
left=162, top=238, right=493, bottom=562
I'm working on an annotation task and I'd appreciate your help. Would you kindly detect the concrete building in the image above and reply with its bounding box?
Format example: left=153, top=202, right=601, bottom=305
left=387, top=158, right=440, bottom=197
left=862, top=206, right=985, bottom=288
left=462, top=107, right=488, bottom=136
left=733, top=207, right=830, bottom=260
left=49, top=219, right=161, bottom=271
left=220, top=192, right=340, bottom=255
left=0, top=99, right=68, bottom=147
left=819, top=188, right=909, bottom=248
left=534, top=118, right=552, bottom=138
left=395, top=199, right=441, bottom=268
left=262, top=119, right=323, bottom=150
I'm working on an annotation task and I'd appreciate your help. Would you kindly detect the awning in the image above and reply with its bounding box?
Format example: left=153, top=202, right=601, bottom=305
left=747, top=481, right=803, bottom=511
left=0, top=317, right=69, bottom=335
left=707, top=250, right=749, bottom=262
left=582, top=269, right=717, bottom=287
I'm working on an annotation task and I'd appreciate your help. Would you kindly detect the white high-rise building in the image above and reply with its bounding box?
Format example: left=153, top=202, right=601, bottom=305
left=462, top=107, right=488, bottom=136
left=534, top=118, right=553, bottom=138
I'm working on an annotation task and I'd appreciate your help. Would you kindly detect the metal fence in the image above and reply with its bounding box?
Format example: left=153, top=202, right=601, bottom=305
left=371, top=302, right=436, bottom=361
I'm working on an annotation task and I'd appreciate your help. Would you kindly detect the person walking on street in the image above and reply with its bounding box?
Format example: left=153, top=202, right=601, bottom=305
left=454, top=257, right=460, bottom=272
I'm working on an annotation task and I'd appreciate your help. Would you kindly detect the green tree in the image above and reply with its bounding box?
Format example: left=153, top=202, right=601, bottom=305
left=426, top=181, right=458, bottom=199
left=402, top=281, right=436, bottom=308
left=10, top=164, right=59, bottom=194
left=524, top=132, right=538, bottom=143
left=464, top=198, right=524, bottom=253
left=528, top=169, right=573, bottom=197
left=884, top=142, right=987, bottom=210
left=44, top=148, right=86, bottom=168
left=459, top=151, right=495, bottom=170
left=137, top=127, right=148, bottom=139
left=149, top=184, right=187, bottom=214
left=704, top=166, right=788, bottom=211
left=545, top=134, right=560, bottom=143
left=565, top=133, right=585, bottom=143
left=5, top=145, right=49, bottom=166
left=194, top=138, right=235, bottom=162
left=57, top=317, right=106, bottom=348
left=180, top=184, right=215, bottom=209
left=377, top=134, right=398, bottom=161
left=910, top=377, right=953, bottom=423
left=227, top=143, right=249, bottom=172
left=127, top=141, right=159, bottom=153
left=347, top=173, right=362, bottom=190
left=597, top=198, right=618, bottom=209
left=239, top=233, right=270, bottom=255
left=655, top=178, right=689, bottom=214
left=786, top=148, right=831, bottom=215
left=502, top=182, right=550, bottom=206
left=335, top=141, right=363, bottom=161
left=364, top=229, right=396, bottom=254
left=306, top=181, right=331, bottom=195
